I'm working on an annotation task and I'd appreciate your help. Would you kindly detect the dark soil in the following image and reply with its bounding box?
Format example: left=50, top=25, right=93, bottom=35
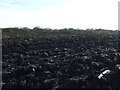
left=2, top=28, right=120, bottom=89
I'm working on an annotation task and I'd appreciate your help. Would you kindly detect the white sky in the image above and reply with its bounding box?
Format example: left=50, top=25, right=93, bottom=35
left=0, top=0, right=119, bottom=30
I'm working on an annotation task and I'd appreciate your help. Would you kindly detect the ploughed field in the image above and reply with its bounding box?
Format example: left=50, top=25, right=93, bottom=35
left=2, top=28, right=120, bottom=89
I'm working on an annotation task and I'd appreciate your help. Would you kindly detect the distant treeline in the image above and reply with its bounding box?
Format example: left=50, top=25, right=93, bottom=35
left=2, top=27, right=119, bottom=37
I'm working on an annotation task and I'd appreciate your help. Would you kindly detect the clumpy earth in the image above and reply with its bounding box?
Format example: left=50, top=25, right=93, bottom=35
left=2, top=28, right=120, bottom=89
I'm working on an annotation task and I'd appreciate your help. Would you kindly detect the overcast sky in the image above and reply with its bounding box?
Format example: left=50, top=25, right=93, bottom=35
left=0, top=0, right=119, bottom=30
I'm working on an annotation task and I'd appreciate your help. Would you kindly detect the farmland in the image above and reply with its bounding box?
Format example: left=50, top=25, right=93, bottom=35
left=2, top=28, right=120, bottom=89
